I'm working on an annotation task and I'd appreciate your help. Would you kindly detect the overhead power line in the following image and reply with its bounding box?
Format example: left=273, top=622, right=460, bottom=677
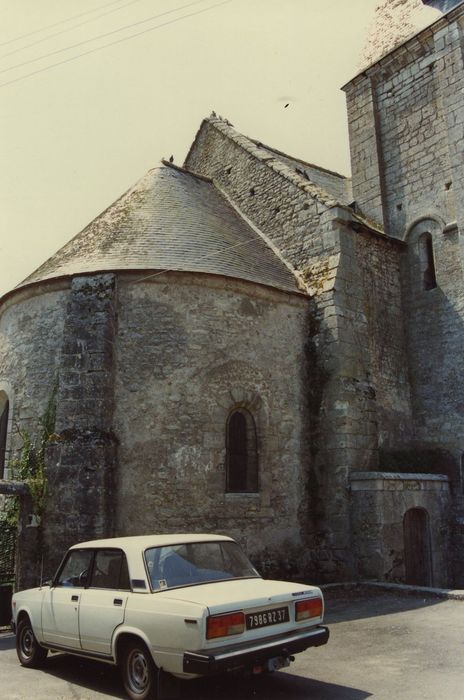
left=0, top=0, right=133, bottom=47
left=0, top=0, right=231, bottom=90
left=0, top=0, right=146, bottom=61
left=131, top=234, right=283, bottom=286
left=0, top=0, right=208, bottom=75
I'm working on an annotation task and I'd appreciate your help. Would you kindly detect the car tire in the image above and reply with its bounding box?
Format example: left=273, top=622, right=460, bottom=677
left=121, top=639, right=158, bottom=700
left=16, top=617, right=48, bottom=668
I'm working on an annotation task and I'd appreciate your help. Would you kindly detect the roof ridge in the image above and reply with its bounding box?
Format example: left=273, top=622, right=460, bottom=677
left=205, top=115, right=340, bottom=207
left=248, top=138, right=350, bottom=181
left=161, top=158, right=213, bottom=183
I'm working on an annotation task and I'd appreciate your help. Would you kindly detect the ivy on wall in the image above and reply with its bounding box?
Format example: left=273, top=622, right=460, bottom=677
left=0, top=386, right=57, bottom=527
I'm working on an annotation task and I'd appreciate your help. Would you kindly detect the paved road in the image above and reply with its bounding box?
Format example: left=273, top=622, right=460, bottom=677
left=1, top=590, right=463, bottom=699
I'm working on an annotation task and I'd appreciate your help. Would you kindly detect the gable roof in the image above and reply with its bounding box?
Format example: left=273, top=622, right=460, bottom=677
left=251, top=141, right=353, bottom=205
left=186, top=115, right=349, bottom=207
left=16, top=163, right=302, bottom=295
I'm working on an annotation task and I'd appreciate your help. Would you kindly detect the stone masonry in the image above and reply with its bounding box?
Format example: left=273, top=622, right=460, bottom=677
left=350, top=471, right=450, bottom=586
left=1, top=0, right=463, bottom=590
left=43, top=274, right=118, bottom=577
left=184, top=118, right=419, bottom=581
left=344, top=1, right=464, bottom=584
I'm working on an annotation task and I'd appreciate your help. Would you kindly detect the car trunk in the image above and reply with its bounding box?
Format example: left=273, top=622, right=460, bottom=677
left=158, top=577, right=323, bottom=647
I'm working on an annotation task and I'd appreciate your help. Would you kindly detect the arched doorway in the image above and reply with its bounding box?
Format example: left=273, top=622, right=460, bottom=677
left=403, top=508, right=432, bottom=586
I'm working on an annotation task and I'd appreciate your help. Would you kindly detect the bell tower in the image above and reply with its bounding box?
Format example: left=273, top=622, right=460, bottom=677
left=422, top=0, right=463, bottom=11
left=360, top=0, right=441, bottom=69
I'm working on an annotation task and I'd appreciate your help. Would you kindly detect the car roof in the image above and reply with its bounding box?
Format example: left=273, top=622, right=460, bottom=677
left=70, top=533, right=234, bottom=551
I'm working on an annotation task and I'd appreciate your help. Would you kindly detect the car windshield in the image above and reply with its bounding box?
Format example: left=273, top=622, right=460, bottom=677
left=144, top=540, right=260, bottom=591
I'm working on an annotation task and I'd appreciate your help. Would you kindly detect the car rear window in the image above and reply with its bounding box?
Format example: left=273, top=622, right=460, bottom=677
left=144, top=541, right=259, bottom=591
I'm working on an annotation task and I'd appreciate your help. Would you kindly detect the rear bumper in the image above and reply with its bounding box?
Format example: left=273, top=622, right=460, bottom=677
left=183, top=624, right=329, bottom=675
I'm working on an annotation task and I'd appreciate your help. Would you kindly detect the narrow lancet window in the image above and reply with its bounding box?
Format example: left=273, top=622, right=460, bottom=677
left=226, top=409, right=258, bottom=493
left=419, top=232, right=437, bottom=290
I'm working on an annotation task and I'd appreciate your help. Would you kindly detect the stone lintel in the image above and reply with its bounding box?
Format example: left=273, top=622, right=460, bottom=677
left=350, top=470, right=449, bottom=491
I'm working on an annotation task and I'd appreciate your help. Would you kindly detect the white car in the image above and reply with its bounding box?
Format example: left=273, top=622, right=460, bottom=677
left=12, top=534, right=329, bottom=699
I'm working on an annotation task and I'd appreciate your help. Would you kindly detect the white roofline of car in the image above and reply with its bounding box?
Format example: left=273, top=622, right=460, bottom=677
left=70, top=533, right=234, bottom=550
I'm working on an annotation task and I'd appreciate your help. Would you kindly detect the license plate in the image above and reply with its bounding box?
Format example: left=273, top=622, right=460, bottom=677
left=246, top=606, right=289, bottom=630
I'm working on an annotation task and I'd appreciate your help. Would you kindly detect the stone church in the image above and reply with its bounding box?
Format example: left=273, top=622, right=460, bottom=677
left=1, top=0, right=464, bottom=588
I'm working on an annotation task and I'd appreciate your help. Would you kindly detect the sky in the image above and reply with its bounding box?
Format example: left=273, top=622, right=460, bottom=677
left=0, top=0, right=380, bottom=298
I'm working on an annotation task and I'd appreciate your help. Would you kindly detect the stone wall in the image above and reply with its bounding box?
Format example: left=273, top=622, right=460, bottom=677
left=185, top=118, right=328, bottom=270
left=344, top=7, right=464, bottom=238
left=354, top=230, right=413, bottom=449
left=350, top=471, right=450, bottom=587
left=401, top=216, right=464, bottom=584
left=345, top=5, right=464, bottom=586
left=43, top=274, right=118, bottom=576
left=402, top=218, right=464, bottom=459
left=185, top=118, right=420, bottom=581
left=0, top=284, right=68, bottom=466
left=185, top=121, right=357, bottom=578
left=0, top=284, right=69, bottom=586
left=255, top=145, right=352, bottom=204
left=344, top=78, right=386, bottom=228
left=113, top=272, right=312, bottom=579
left=306, top=215, right=413, bottom=580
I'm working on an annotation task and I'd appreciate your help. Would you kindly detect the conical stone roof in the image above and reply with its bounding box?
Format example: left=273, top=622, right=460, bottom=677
left=17, top=164, right=300, bottom=294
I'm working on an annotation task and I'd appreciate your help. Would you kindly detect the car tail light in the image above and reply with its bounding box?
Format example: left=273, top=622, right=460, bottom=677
left=206, top=611, right=245, bottom=639
left=295, top=597, right=323, bottom=621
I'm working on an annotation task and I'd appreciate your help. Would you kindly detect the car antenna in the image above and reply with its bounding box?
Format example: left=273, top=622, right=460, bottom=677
left=39, top=555, right=44, bottom=588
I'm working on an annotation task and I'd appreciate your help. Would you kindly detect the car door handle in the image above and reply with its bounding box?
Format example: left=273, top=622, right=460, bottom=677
left=71, top=595, right=79, bottom=602
left=114, top=598, right=123, bottom=606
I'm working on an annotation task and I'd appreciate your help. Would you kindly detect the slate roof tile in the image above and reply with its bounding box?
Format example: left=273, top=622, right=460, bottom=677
left=18, top=164, right=301, bottom=295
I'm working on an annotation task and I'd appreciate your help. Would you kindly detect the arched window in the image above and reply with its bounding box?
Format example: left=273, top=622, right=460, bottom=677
left=226, top=409, right=258, bottom=493
left=0, top=392, right=9, bottom=479
left=418, top=232, right=437, bottom=290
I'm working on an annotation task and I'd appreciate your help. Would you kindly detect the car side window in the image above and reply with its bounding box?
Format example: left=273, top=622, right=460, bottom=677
left=89, top=549, right=131, bottom=590
left=55, top=549, right=94, bottom=588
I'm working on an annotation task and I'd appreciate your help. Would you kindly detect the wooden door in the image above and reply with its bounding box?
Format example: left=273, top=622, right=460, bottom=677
left=403, top=508, right=432, bottom=586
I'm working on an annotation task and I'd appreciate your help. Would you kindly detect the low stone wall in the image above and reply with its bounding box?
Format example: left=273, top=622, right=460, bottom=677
left=350, top=471, right=450, bottom=587
left=0, top=481, right=40, bottom=591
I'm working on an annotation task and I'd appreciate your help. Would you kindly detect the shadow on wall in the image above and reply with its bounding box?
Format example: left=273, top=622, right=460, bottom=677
left=400, top=217, right=464, bottom=494
left=379, top=447, right=459, bottom=485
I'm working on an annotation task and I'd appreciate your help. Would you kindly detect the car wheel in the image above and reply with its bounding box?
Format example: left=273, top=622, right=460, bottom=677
left=16, top=617, right=48, bottom=668
left=121, top=639, right=158, bottom=700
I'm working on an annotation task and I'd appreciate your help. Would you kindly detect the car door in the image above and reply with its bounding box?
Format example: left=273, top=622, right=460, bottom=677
left=78, top=548, right=130, bottom=656
left=41, top=548, right=94, bottom=649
